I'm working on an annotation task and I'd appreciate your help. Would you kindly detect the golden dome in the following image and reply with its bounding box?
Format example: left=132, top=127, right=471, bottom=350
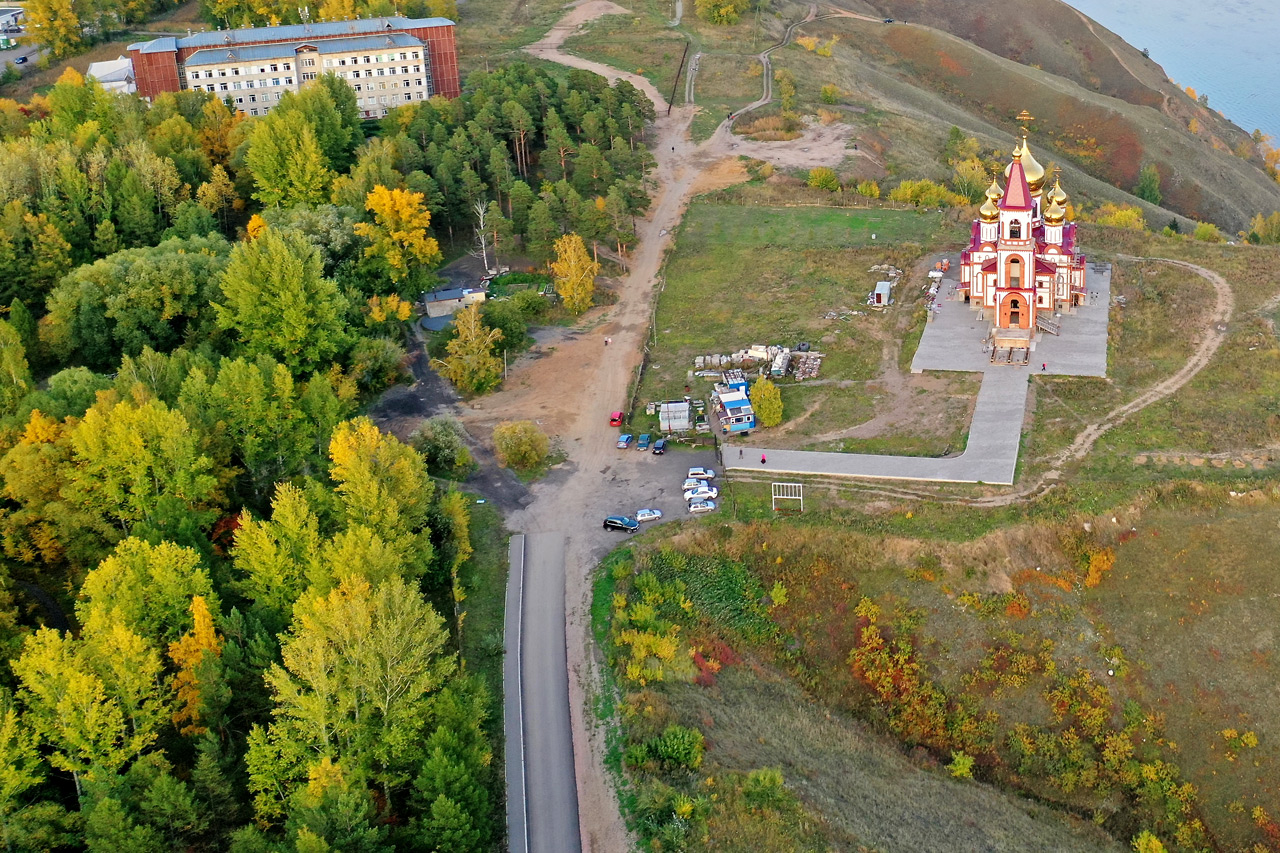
left=1044, top=199, right=1066, bottom=225
left=1049, top=178, right=1068, bottom=206
left=979, top=177, right=1003, bottom=222
left=1021, top=139, right=1046, bottom=194
left=1004, top=134, right=1047, bottom=194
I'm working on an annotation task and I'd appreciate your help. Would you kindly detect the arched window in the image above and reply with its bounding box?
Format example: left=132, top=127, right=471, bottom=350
left=1008, top=257, right=1022, bottom=288
left=1009, top=220, right=1022, bottom=239
left=1008, top=297, right=1021, bottom=326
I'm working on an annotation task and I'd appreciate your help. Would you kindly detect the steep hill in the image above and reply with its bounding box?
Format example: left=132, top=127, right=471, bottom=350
left=840, top=0, right=1280, bottom=230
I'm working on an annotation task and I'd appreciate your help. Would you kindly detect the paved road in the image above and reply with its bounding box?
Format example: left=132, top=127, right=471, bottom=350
left=727, top=264, right=1114, bottom=485
left=730, top=367, right=1029, bottom=484
left=509, top=531, right=580, bottom=853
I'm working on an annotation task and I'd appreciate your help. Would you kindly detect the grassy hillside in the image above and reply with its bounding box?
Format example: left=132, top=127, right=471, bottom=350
left=600, top=485, right=1280, bottom=852
left=765, top=12, right=1280, bottom=231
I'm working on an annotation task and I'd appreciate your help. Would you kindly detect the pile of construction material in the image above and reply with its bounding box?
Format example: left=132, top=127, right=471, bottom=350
left=791, top=351, right=825, bottom=381
left=870, top=263, right=904, bottom=278
left=693, top=344, right=792, bottom=370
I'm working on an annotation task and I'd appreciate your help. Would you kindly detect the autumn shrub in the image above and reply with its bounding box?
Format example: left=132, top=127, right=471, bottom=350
left=856, top=180, right=881, bottom=199
left=1093, top=202, right=1147, bottom=230
left=646, top=724, right=705, bottom=770
left=694, top=0, right=749, bottom=25
left=411, top=416, right=476, bottom=479
left=347, top=336, right=407, bottom=391
left=1083, top=547, right=1115, bottom=588
left=888, top=179, right=968, bottom=208
left=820, top=83, right=840, bottom=104
left=491, top=419, right=549, bottom=470
left=1192, top=221, right=1224, bottom=242
left=806, top=167, right=840, bottom=193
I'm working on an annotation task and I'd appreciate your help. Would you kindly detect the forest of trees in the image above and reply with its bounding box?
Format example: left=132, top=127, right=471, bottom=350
left=0, top=60, right=655, bottom=851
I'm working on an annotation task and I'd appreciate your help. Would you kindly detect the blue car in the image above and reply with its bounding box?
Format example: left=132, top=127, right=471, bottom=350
left=637, top=433, right=651, bottom=450
left=616, top=434, right=633, bottom=449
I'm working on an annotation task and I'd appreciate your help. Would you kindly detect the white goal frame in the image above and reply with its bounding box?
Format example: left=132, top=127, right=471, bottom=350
left=771, top=482, right=804, bottom=513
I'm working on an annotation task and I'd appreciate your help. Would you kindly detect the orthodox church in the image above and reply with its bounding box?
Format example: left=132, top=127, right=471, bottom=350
left=959, top=135, right=1088, bottom=354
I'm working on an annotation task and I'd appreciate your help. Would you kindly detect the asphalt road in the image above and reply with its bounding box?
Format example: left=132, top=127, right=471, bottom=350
left=511, top=531, right=581, bottom=853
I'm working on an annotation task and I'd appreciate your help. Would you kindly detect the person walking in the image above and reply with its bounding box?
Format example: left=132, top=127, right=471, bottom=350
left=760, top=453, right=767, bottom=465
left=1042, top=362, right=1047, bottom=371
left=739, top=448, right=743, bottom=460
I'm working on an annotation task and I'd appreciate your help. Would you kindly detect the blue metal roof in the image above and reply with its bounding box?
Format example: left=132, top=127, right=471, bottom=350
left=175, top=16, right=451, bottom=50
left=182, top=32, right=422, bottom=67
left=128, top=36, right=176, bottom=53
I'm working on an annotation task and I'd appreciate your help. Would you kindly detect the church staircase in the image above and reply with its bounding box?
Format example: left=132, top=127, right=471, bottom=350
left=1036, top=315, right=1061, bottom=336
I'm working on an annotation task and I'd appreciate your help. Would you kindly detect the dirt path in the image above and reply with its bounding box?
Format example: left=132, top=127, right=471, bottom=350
left=986, top=256, right=1234, bottom=503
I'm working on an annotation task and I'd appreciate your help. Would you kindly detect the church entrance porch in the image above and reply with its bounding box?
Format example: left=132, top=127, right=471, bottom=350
left=998, top=293, right=1032, bottom=329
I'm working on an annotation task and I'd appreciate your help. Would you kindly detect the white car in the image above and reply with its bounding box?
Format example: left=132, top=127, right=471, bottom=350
left=688, top=500, right=716, bottom=514
left=687, top=466, right=716, bottom=480
left=685, top=486, right=719, bottom=502
left=635, top=508, right=663, bottom=523
left=681, top=478, right=710, bottom=492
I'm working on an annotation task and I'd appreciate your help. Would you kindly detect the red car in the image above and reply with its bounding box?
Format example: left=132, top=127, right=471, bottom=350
left=609, top=411, right=624, bottom=427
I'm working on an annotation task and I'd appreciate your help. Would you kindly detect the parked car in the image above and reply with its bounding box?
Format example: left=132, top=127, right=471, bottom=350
left=688, top=500, right=717, bottom=514
left=687, top=467, right=716, bottom=480
left=616, top=434, right=633, bottom=449
left=637, top=433, right=651, bottom=450
left=635, top=508, right=663, bottom=523
left=682, top=478, right=710, bottom=492
left=603, top=516, right=640, bottom=533
left=609, top=411, right=624, bottom=427
left=652, top=439, right=667, bottom=455
left=685, top=486, right=719, bottom=502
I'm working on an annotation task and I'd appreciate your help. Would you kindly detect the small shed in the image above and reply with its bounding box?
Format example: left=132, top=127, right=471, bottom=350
left=658, top=400, right=691, bottom=432
left=871, top=281, right=893, bottom=306
left=422, top=286, right=487, bottom=318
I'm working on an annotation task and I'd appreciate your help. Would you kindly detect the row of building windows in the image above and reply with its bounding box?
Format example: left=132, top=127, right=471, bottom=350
left=351, top=79, right=426, bottom=91
left=189, top=62, right=292, bottom=79
left=323, top=51, right=420, bottom=67
left=196, top=77, right=293, bottom=92
left=188, top=59, right=423, bottom=81
left=341, top=65, right=421, bottom=77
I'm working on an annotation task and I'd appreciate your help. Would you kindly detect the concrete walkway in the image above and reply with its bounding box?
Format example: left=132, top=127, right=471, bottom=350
left=727, top=264, right=1112, bottom=486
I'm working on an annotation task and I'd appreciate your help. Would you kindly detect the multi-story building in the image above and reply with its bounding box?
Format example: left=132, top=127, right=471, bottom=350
left=127, top=16, right=459, bottom=119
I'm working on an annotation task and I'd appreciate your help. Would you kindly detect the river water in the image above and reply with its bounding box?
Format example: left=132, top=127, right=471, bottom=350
left=1063, top=0, right=1280, bottom=142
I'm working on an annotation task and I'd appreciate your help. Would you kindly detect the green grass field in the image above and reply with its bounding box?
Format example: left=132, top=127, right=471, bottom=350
left=634, top=202, right=954, bottom=441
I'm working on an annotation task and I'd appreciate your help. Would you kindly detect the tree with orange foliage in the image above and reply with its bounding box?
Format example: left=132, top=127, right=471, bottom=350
left=353, top=185, right=443, bottom=286
left=168, top=596, right=224, bottom=736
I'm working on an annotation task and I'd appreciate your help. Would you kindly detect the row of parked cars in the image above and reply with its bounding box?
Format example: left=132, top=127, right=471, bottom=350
left=603, top=467, right=718, bottom=533
left=616, top=432, right=666, bottom=454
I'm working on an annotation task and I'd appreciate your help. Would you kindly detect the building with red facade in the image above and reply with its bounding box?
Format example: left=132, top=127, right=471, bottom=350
left=128, top=16, right=458, bottom=118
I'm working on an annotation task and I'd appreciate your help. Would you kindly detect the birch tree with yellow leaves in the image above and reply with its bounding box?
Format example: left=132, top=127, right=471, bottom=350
left=550, top=232, right=600, bottom=315
left=354, top=185, right=443, bottom=287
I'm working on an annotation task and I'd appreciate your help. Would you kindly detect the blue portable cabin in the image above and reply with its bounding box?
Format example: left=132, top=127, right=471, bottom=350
left=716, top=389, right=755, bottom=434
